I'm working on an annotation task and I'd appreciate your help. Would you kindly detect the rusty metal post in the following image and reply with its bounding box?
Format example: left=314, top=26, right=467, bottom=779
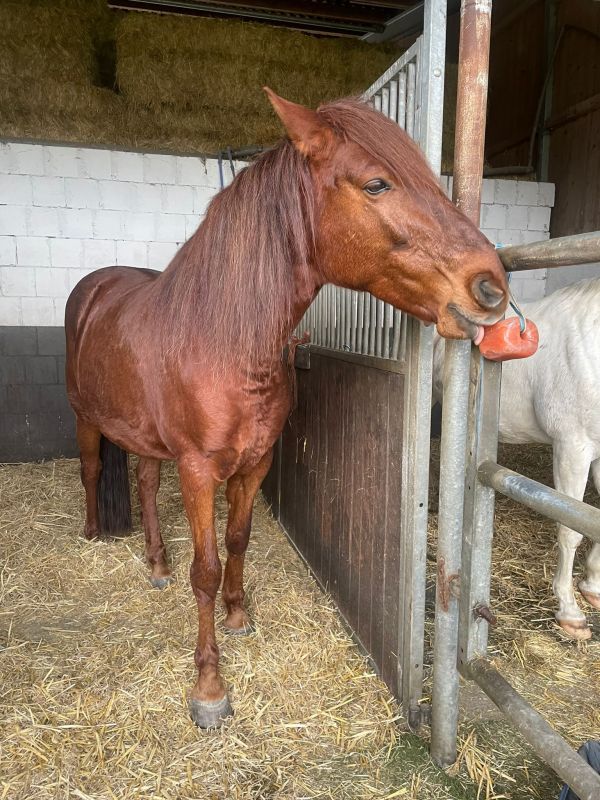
left=431, top=0, right=494, bottom=768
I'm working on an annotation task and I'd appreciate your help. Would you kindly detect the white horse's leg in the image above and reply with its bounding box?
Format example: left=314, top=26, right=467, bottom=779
left=552, top=443, right=592, bottom=640
left=579, top=458, right=600, bottom=610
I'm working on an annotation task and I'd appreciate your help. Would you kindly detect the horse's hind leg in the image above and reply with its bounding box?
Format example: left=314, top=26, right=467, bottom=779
left=136, top=457, right=172, bottom=589
left=222, top=449, right=274, bottom=634
left=76, top=418, right=101, bottom=540
left=552, top=442, right=591, bottom=639
left=579, top=458, right=600, bottom=610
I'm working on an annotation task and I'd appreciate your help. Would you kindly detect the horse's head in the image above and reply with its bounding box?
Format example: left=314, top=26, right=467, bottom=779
left=266, top=90, right=509, bottom=341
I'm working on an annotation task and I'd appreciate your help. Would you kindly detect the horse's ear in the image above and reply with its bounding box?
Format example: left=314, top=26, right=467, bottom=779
left=264, top=87, right=333, bottom=159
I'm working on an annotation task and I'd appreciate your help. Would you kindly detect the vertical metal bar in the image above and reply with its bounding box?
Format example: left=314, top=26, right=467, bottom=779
left=319, top=287, right=326, bottom=347
left=368, top=295, right=377, bottom=355
left=391, top=308, right=402, bottom=360
left=374, top=93, right=382, bottom=112
left=351, top=291, right=359, bottom=353
left=383, top=302, right=393, bottom=359
left=398, top=71, right=407, bottom=129
left=344, top=289, right=352, bottom=350
left=382, top=85, right=390, bottom=118
left=390, top=78, right=398, bottom=125
left=430, top=0, right=493, bottom=769
left=361, top=292, right=369, bottom=354
left=399, top=0, right=447, bottom=727
left=328, top=284, right=335, bottom=349
left=406, top=63, right=416, bottom=139
left=375, top=299, right=384, bottom=357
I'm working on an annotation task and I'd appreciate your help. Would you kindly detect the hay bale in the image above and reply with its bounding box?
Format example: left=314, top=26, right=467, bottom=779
left=116, top=12, right=397, bottom=118
left=0, top=1, right=98, bottom=87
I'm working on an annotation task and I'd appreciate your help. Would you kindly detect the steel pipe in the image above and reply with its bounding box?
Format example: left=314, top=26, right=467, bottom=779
left=465, top=658, right=600, bottom=800
left=498, top=231, right=600, bottom=272
left=478, top=461, right=600, bottom=544
left=430, top=0, right=493, bottom=769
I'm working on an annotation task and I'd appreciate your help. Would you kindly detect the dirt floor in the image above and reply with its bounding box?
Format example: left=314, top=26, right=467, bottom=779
left=0, top=445, right=598, bottom=799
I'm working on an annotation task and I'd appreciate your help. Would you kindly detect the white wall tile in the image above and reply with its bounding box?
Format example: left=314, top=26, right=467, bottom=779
left=538, top=182, right=555, bottom=207
left=0, top=266, right=35, bottom=296
left=116, top=240, right=148, bottom=267
left=176, top=155, right=209, bottom=186
left=515, top=181, right=539, bottom=206
left=65, top=178, right=102, bottom=210
left=98, top=180, right=135, bottom=211
left=123, top=211, right=155, bottom=241
left=480, top=204, right=507, bottom=230
left=2, top=174, right=33, bottom=206
left=50, top=238, right=83, bottom=268
left=0, top=295, right=21, bottom=325
left=194, top=186, right=218, bottom=214
left=43, top=146, right=79, bottom=178
left=0, top=206, right=27, bottom=235
left=185, top=214, right=200, bottom=238
left=133, top=183, right=162, bottom=213
left=32, top=176, right=66, bottom=207
left=143, top=154, right=177, bottom=184
left=83, top=239, right=116, bottom=269
left=22, top=296, right=54, bottom=325
left=77, top=148, right=112, bottom=179
left=505, top=205, right=529, bottom=230
left=58, top=208, right=94, bottom=239
left=494, top=180, right=517, bottom=206
left=2, top=143, right=45, bottom=175
left=527, top=206, right=551, bottom=232
left=35, top=267, right=70, bottom=297
left=163, top=185, right=194, bottom=214
left=16, top=237, right=51, bottom=267
left=27, top=207, right=60, bottom=237
left=93, top=209, right=123, bottom=239
left=155, top=214, right=186, bottom=243
left=0, top=236, right=17, bottom=265
left=111, top=151, right=144, bottom=182
left=148, top=241, right=179, bottom=268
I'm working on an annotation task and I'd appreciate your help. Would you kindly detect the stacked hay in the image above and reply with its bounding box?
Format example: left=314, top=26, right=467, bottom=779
left=115, top=13, right=398, bottom=150
left=0, top=0, right=398, bottom=154
left=0, top=0, right=123, bottom=145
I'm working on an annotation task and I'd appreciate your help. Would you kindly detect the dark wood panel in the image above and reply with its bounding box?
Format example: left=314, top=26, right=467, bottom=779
left=268, top=351, right=405, bottom=697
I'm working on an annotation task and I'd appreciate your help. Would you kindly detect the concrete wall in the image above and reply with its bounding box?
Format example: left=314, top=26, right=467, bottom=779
left=0, top=140, right=556, bottom=461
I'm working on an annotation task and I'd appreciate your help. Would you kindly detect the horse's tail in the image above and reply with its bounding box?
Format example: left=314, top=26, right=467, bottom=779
left=98, top=436, right=133, bottom=536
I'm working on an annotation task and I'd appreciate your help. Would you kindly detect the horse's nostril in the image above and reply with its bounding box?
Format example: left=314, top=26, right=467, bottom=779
left=473, top=277, right=506, bottom=309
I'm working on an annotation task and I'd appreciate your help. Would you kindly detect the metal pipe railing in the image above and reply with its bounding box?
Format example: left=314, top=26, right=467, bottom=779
left=464, top=658, right=600, bottom=800
left=498, top=231, right=600, bottom=272
left=478, top=461, right=600, bottom=544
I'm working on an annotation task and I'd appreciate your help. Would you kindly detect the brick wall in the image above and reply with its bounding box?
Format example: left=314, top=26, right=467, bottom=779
left=0, top=140, right=555, bottom=461
left=440, top=175, right=555, bottom=303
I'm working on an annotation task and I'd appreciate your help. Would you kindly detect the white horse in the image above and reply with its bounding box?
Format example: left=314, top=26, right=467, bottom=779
left=432, top=277, right=600, bottom=640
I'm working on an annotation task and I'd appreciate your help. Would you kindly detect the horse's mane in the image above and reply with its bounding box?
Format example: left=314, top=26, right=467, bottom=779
left=154, top=97, right=444, bottom=369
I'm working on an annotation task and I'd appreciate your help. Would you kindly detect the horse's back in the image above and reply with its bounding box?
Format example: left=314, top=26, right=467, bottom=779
left=501, top=278, right=600, bottom=448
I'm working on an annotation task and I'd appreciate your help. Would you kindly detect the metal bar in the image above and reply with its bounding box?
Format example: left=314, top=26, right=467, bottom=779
left=430, top=338, right=471, bottom=761
left=391, top=308, right=402, bottom=360
left=478, top=461, right=600, bottom=544
left=383, top=302, right=393, bottom=359
left=457, top=352, right=501, bottom=667
left=351, top=291, right=359, bottom=353
left=389, top=77, right=398, bottom=124
left=344, top=289, right=351, bottom=350
left=398, top=71, right=407, bottom=129
left=382, top=85, right=390, bottom=118
left=363, top=38, right=421, bottom=97
left=374, top=94, right=382, bottom=112
left=498, top=231, right=600, bottom=272
left=359, top=292, right=367, bottom=354
left=376, top=298, right=384, bottom=357
left=368, top=295, right=377, bottom=356
left=464, top=658, right=600, bottom=800
left=430, top=0, right=493, bottom=769
left=406, top=62, right=416, bottom=139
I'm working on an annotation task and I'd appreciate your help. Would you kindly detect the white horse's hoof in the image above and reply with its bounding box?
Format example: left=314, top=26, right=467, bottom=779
left=579, top=582, right=600, bottom=610
left=556, top=616, right=592, bottom=640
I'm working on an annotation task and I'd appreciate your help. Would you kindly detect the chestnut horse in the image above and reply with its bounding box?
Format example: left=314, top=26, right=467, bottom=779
left=65, top=90, right=508, bottom=728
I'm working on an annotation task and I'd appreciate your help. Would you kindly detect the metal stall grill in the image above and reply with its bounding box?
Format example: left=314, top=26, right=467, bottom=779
left=294, top=40, right=421, bottom=365
left=263, top=0, right=448, bottom=725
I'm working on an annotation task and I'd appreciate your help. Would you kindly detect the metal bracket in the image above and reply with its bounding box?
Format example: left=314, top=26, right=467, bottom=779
left=294, top=345, right=311, bottom=370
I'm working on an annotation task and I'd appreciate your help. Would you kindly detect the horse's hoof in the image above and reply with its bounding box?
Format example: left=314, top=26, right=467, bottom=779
left=188, top=695, right=233, bottom=729
left=556, top=617, right=592, bottom=640
left=149, top=575, right=174, bottom=590
left=579, top=584, right=600, bottom=610
left=223, top=620, right=255, bottom=636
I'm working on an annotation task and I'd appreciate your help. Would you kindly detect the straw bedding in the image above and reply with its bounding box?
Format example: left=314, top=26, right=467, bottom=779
left=1, top=443, right=598, bottom=799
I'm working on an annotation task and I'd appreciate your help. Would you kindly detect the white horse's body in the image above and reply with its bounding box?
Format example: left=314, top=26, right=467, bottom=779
left=433, top=278, right=600, bottom=639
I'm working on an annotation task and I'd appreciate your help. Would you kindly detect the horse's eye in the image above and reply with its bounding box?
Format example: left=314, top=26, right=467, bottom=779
left=364, top=179, right=391, bottom=196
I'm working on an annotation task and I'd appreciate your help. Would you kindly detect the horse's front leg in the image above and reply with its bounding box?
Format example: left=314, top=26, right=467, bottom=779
left=579, top=458, right=600, bottom=610
left=178, top=456, right=231, bottom=728
left=552, top=442, right=591, bottom=640
left=136, top=457, right=173, bottom=588
left=222, top=449, right=274, bottom=634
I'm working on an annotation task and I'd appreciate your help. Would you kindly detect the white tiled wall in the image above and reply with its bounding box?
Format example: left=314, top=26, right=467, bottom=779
left=0, top=142, right=240, bottom=326
left=440, top=175, right=555, bottom=303
left=0, top=140, right=556, bottom=326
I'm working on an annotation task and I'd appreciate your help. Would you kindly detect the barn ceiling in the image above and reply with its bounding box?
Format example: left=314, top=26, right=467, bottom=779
left=107, top=0, right=431, bottom=39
